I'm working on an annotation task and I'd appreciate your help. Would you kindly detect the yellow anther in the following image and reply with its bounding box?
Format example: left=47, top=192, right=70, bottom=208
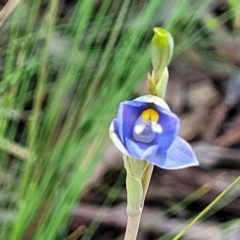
left=141, top=109, right=159, bottom=123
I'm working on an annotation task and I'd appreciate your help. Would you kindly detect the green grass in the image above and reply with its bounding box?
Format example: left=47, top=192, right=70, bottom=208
left=0, top=0, right=239, bottom=239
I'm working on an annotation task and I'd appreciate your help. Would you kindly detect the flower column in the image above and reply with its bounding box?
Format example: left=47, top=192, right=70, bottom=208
left=109, top=28, right=198, bottom=240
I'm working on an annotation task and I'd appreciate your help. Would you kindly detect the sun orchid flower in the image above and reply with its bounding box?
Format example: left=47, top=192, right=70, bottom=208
left=109, top=95, right=198, bottom=169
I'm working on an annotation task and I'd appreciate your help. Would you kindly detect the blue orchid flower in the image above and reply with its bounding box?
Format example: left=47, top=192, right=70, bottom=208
left=109, top=95, right=198, bottom=169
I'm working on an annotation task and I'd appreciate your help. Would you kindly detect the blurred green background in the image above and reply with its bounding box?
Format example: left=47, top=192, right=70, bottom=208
left=1, top=0, right=240, bottom=239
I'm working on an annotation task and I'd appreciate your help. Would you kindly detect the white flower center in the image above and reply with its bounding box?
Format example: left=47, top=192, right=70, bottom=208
left=132, top=108, right=162, bottom=143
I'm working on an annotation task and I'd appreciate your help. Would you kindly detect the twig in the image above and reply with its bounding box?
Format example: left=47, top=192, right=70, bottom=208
left=0, top=0, right=20, bottom=28
left=0, top=138, right=32, bottom=160
left=67, top=225, right=87, bottom=240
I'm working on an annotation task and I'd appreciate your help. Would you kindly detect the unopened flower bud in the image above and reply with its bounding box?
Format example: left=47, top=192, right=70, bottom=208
left=151, top=27, right=174, bottom=74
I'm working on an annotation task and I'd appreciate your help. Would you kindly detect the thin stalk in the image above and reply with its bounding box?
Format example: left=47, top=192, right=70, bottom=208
left=19, top=0, right=57, bottom=198
left=141, top=163, right=154, bottom=207
left=82, top=0, right=131, bottom=111
left=124, top=163, right=154, bottom=240
left=173, top=175, right=240, bottom=240
left=124, top=214, right=142, bottom=240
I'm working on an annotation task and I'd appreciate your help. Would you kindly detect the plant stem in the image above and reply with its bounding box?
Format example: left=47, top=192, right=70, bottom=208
left=124, top=163, right=154, bottom=240
left=124, top=214, right=142, bottom=240
left=141, top=163, right=154, bottom=207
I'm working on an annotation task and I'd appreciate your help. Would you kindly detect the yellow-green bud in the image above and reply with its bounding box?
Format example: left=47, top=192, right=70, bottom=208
left=151, top=27, right=174, bottom=74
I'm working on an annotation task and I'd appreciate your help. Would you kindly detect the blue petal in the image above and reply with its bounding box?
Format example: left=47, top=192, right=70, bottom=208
left=116, top=99, right=180, bottom=157
left=125, top=138, right=142, bottom=159
left=141, top=144, right=160, bottom=160
left=117, top=101, right=147, bottom=143
left=147, top=137, right=198, bottom=169
left=133, top=95, right=170, bottom=110
left=125, top=138, right=160, bottom=160
left=152, top=106, right=180, bottom=152
left=109, top=119, right=131, bottom=156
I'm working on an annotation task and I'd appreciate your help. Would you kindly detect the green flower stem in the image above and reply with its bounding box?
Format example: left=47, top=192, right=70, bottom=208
left=123, top=27, right=173, bottom=240
left=140, top=163, right=154, bottom=207
left=173, top=175, right=240, bottom=240
left=123, top=156, right=154, bottom=240
left=125, top=173, right=143, bottom=217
